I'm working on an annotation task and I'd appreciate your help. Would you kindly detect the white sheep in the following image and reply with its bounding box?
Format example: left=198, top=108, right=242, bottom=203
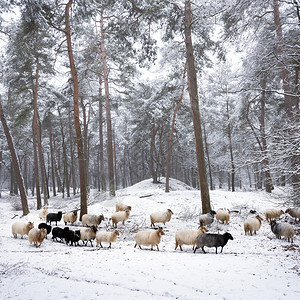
left=285, top=208, right=300, bottom=221
left=111, top=209, right=130, bottom=228
left=115, top=203, right=132, bottom=212
left=12, top=221, right=34, bottom=239
left=264, top=209, right=284, bottom=223
left=175, top=226, right=208, bottom=251
left=270, top=220, right=294, bottom=243
left=150, top=209, right=173, bottom=227
left=96, top=230, right=119, bottom=248
left=79, top=226, right=98, bottom=246
left=63, top=210, right=78, bottom=225
left=199, top=210, right=216, bottom=227
left=38, top=208, right=48, bottom=221
left=28, top=228, right=47, bottom=247
left=216, top=209, right=230, bottom=224
left=134, top=228, right=165, bottom=251
left=244, top=215, right=263, bottom=236
left=82, top=214, right=104, bottom=227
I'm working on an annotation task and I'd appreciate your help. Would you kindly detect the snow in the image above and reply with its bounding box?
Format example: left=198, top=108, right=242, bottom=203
left=0, top=178, right=299, bottom=300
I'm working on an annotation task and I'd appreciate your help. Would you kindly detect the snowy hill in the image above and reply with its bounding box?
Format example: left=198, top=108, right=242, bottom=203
left=0, top=178, right=299, bottom=299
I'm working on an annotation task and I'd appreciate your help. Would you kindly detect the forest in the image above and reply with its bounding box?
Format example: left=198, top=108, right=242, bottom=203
left=0, top=0, right=299, bottom=217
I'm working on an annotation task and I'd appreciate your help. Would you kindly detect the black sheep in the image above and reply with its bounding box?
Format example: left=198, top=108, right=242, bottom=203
left=38, top=223, right=52, bottom=239
left=194, top=232, right=233, bottom=254
left=46, top=211, right=63, bottom=226
left=65, top=229, right=81, bottom=246
left=52, top=227, right=69, bottom=242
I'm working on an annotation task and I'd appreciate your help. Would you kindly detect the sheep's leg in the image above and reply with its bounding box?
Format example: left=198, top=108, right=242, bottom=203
left=108, top=243, right=111, bottom=249
left=156, top=245, right=159, bottom=251
left=134, top=243, right=137, bottom=248
left=193, top=247, right=198, bottom=253
left=179, top=245, right=183, bottom=251
left=201, top=247, right=206, bottom=254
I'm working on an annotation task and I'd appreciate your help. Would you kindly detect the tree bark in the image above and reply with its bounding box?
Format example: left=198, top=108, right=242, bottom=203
left=48, top=120, right=56, bottom=196
left=100, top=7, right=115, bottom=196
left=65, top=0, right=87, bottom=219
left=0, top=96, right=29, bottom=216
left=184, top=0, right=211, bottom=213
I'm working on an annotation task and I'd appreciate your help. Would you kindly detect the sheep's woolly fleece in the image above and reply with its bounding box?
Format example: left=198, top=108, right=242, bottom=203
left=0, top=178, right=299, bottom=300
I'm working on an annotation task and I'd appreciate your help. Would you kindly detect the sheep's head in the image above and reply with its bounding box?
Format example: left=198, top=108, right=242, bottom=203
left=210, top=210, right=216, bottom=215
left=28, top=222, right=34, bottom=230
left=157, top=228, right=165, bottom=236
left=91, top=225, right=98, bottom=233
left=270, top=220, right=277, bottom=228
left=73, top=210, right=78, bottom=216
left=40, top=228, right=47, bottom=237
left=198, top=226, right=208, bottom=233
left=114, top=230, right=120, bottom=236
left=256, top=215, right=263, bottom=222
left=224, top=232, right=233, bottom=241
left=167, top=209, right=173, bottom=215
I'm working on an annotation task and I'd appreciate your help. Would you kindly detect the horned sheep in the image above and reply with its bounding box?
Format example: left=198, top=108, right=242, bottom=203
left=111, top=209, right=130, bottom=228
left=194, top=232, right=234, bottom=254
left=96, top=230, right=119, bottom=248
left=285, top=208, right=300, bottom=221
left=63, top=211, right=78, bottom=225
left=134, top=228, right=165, bottom=251
left=28, top=228, right=47, bottom=247
left=150, top=209, right=173, bottom=227
left=82, top=214, right=104, bottom=227
left=12, top=221, right=34, bottom=239
left=244, top=215, right=263, bottom=236
left=270, top=220, right=294, bottom=243
left=216, top=209, right=230, bottom=224
left=175, top=226, right=208, bottom=251
left=264, top=209, right=284, bottom=223
left=199, top=210, right=216, bottom=227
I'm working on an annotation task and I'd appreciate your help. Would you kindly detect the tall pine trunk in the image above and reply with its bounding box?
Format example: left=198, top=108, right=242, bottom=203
left=184, top=0, right=211, bottom=213
left=65, top=0, right=87, bottom=219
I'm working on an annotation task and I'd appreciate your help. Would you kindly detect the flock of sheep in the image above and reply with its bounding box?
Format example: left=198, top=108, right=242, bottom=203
left=11, top=203, right=299, bottom=254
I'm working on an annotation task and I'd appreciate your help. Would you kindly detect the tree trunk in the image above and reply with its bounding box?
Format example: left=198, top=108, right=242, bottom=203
left=68, top=112, right=76, bottom=196
left=65, top=0, right=87, bottom=219
left=203, top=119, right=213, bottom=190
left=48, top=120, right=56, bottom=197
left=100, top=7, right=115, bottom=196
left=184, top=0, right=211, bottom=213
left=0, top=97, right=29, bottom=216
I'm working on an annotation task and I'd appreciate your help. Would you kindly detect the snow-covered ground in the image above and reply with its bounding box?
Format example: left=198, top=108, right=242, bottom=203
left=0, top=178, right=299, bottom=300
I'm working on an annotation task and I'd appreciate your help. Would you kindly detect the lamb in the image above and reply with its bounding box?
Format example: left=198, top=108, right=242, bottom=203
left=63, top=210, right=78, bottom=225
left=175, top=226, right=208, bottom=251
left=65, top=229, right=81, bottom=246
left=150, top=209, right=173, bottom=227
left=28, top=228, right=47, bottom=247
left=38, top=207, right=48, bottom=220
left=194, top=232, right=234, bottom=254
left=52, top=227, right=69, bottom=242
left=46, top=211, right=63, bottom=226
left=115, top=203, right=132, bottom=212
left=216, top=209, right=230, bottom=224
left=12, top=221, right=34, bottom=239
left=82, top=214, right=104, bottom=227
left=38, top=223, right=52, bottom=239
left=111, top=209, right=130, bottom=228
left=264, top=209, right=284, bottom=223
left=96, top=230, right=119, bottom=248
left=79, top=225, right=98, bottom=246
left=270, top=220, right=294, bottom=243
left=199, top=210, right=216, bottom=227
left=285, top=208, right=300, bottom=221
left=134, top=228, right=165, bottom=251
left=244, top=215, right=263, bottom=236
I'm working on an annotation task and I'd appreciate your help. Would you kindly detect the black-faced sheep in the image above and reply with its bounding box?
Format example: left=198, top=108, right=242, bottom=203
left=216, top=209, right=230, bottom=224
left=63, top=210, right=78, bottom=225
left=244, top=215, right=263, bottom=236
left=46, top=211, right=63, bottom=226
left=79, top=226, right=98, bottom=246
left=285, top=208, right=300, bottom=221
left=134, top=228, right=165, bottom=251
left=270, top=220, right=294, bottom=243
left=194, top=232, right=234, bottom=254
left=96, top=230, right=119, bottom=248
left=115, top=203, right=132, bottom=212
left=65, top=229, right=81, bottom=246
left=38, top=223, right=52, bottom=239
left=38, top=208, right=48, bottom=221
left=28, top=228, right=47, bottom=247
left=175, top=227, right=208, bottom=251
left=264, top=209, right=284, bottom=223
left=199, top=210, right=216, bottom=227
left=52, top=227, right=69, bottom=242
left=12, top=221, right=34, bottom=239
left=82, top=214, right=104, bottom=227
left=111, top=209, right=130, bottom=228
left=150, top=209, right=173, bottom=227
